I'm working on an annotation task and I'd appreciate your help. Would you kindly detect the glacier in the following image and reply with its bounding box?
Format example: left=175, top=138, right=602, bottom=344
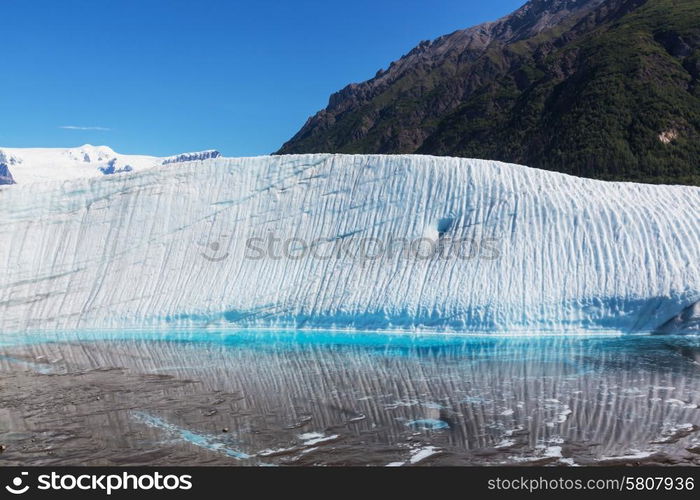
left=0, top=153, right=698, bottom=333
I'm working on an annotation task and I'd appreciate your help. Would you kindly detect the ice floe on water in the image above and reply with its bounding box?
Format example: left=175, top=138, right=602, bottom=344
left=596, top=450, right=655, bottom=462
left=298, top=432, right=340, bottom=446
left=386, top=446, right=442, bottom=466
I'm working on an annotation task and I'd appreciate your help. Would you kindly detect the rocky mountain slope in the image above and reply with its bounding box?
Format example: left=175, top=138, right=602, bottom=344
left=278, top=0, right=700, bottom=185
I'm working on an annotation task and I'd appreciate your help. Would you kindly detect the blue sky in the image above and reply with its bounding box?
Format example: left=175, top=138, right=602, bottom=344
left=1, top=0, right=525, bottom=156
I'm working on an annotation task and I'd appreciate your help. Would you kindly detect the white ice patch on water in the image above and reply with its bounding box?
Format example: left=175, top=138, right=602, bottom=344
left=597, top=450, right=654, bottom=462
left=257, top=447, right=297, bottom=457
left=544, top=446, right=563, bottom=458
left=409, top=446, right=441, bottom=464
left=496, top=439, right=516, bottom=448
left=387, top=445, right=442, bottom=466
left=298, top=432, right=339, bottom=446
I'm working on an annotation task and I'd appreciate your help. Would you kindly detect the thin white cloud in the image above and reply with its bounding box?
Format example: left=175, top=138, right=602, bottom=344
left=59, top=125, right=111, bottom=131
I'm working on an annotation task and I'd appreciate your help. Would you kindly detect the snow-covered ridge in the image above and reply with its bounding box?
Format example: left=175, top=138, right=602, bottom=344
left=162, top=150, right=221, bottom=164
left=0, top=145, right=221, bottom=185
left=0, top=153, right=698, bottom=333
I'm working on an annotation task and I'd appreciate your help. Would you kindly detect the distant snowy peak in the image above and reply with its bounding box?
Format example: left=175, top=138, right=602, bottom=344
left=0, top=145, right=222, bottom=185
left=0, top=144, right=159, bottom=185
left=53, top=144, right=118, bottom=163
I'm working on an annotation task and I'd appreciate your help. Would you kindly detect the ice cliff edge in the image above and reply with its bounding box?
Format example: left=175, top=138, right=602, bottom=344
left=0, top=154, right=698, bottom=333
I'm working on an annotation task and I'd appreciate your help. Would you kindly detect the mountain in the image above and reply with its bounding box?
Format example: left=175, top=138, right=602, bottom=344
left=1, top=153, right=698, bottom=333
left=0, top=151, right=16, bottom=185
left=0, top=145, right=222, bottom=184
left=277, top=0, right=700, bottom=185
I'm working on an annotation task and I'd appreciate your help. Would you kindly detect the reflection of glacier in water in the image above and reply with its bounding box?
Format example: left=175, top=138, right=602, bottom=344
left=1, top=330, right=699, bottom=466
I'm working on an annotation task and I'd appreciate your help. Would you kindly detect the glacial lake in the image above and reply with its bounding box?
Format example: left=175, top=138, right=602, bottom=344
left=0, top=330, right=699, bottom=466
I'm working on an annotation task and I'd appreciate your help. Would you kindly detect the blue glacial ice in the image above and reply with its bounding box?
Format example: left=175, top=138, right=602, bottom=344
left=0, top=153, right=698, bottom=333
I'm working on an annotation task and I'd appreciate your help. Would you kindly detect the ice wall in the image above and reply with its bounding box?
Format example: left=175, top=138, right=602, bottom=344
left=0, top=154, right=698, bottom=333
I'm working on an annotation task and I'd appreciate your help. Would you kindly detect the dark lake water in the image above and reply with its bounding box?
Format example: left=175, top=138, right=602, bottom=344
left=0, top=330, right=699, bottom=466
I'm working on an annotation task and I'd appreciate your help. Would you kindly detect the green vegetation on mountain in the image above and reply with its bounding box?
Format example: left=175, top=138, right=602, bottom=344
left=278, top=0, right=700, bottom=185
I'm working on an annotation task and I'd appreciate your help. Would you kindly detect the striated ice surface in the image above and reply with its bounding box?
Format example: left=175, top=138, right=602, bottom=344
left=0, top=153, right=698, bottom=333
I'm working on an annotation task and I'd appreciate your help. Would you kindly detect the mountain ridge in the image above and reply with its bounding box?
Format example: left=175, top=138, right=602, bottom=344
left=277, top=0, right=700, bottom=185
left=0, top=145, right=223, bottom=184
